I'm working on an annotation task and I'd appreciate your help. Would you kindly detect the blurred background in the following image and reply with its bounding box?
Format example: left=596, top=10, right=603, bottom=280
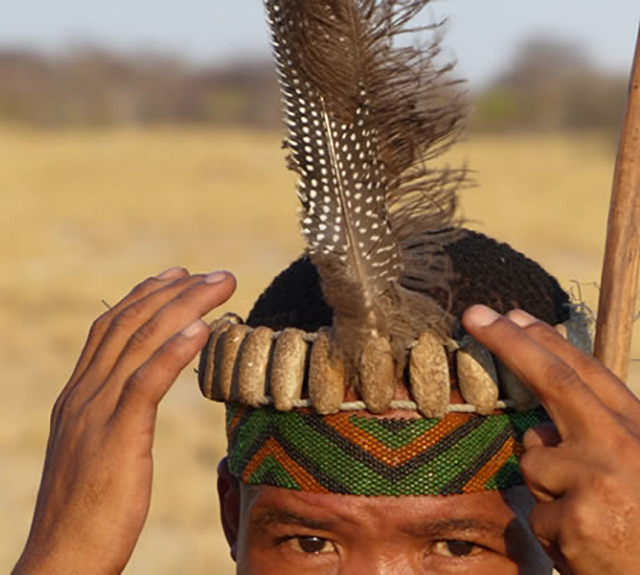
left=1, top=1, right=638, bottom=573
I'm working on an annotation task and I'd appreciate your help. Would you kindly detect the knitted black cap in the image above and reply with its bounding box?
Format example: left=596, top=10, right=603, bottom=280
left=247, top=230, right=571, bottom=335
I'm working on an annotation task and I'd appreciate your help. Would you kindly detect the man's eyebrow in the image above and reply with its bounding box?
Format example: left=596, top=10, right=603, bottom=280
left=253, top=509, right=339, bottom=532
left=402, top=518, right=506, bottom=539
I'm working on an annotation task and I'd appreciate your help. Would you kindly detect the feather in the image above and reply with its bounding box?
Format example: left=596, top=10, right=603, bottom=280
left=265, top=0, right=466, bottom=383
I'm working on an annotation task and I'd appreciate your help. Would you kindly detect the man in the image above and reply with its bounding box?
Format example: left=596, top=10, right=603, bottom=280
left=13, top=1, right=640, bottom=572
left=11, top=232, right=640, bottom=574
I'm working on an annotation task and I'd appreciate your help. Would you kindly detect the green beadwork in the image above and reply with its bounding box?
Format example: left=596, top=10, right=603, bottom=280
left=226, top=405, right=550, bottom=497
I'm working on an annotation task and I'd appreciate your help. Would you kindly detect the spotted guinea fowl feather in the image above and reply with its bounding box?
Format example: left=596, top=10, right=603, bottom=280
left=265, top=0, right=466, bottom=377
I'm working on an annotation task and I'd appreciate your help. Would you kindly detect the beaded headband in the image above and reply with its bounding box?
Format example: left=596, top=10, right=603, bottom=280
left=226, top=405, right=551, bottom=497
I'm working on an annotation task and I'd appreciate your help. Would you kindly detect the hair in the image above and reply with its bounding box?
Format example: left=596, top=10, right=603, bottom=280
left=247, top=230, right=571, bottom=335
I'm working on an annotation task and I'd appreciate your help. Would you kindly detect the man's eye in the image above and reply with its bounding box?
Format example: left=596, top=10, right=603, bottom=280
left=290, top=536, right=337, bottom=555
left=433, top=540, right=481, bottom=558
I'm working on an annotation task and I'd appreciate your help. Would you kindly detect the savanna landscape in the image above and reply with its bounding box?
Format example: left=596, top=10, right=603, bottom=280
left=1, top=125, right=638, bottom=574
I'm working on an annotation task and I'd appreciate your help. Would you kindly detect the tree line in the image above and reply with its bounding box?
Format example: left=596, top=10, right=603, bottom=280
left=0, top=46, right=281, bottom=128
left=0, top=38, right=627, bottom=133
left=471, top=37, right=627, bottom=133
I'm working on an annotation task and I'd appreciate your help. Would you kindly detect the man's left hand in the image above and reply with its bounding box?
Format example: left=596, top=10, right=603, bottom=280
left=464, top=305, right=640, bottom=575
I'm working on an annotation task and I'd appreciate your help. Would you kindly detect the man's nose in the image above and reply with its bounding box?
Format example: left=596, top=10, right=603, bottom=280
left=341, top=550, right=417, bottom=575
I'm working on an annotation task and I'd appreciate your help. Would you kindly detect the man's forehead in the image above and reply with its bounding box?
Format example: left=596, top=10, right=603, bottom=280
left=242, top=483, right=531, bottom=533
left=236, top=483, right=555, bottom=574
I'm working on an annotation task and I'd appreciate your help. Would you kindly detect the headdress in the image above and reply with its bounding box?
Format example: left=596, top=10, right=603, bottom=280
left=198, top=0, right=592, bottom=497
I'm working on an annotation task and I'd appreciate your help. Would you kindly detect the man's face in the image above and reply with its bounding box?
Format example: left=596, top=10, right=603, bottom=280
left=219, top=465, right=553, bottom=574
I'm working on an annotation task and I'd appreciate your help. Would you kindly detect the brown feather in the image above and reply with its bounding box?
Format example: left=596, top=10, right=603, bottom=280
left=265, top=0, right=467, bottom=381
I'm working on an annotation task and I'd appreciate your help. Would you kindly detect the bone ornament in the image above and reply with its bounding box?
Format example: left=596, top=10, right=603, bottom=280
left=217, top=324, right=252, bottom=402
left=457, top=336, right=500, bottom=416
left=271, top=328, right=308, bottom=411
left=309, top=328, right=346, bottom=415
left=235, top=326, right=275, bottom=407
left=495, top=359, right=539, bottom=411
left=199, top=313, right=242, bottom=401
left=359, top=336, right=396, bottom=415
left=409, top=330, right=450, bottom=418
left=198, top=312, right=593, bottom=415
left=555, top=314, right=593, bottom=354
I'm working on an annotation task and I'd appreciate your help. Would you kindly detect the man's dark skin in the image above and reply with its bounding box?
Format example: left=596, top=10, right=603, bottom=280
left=11, top=267, right=640, bottom=574
left=218, top=469, right=554, bottom=573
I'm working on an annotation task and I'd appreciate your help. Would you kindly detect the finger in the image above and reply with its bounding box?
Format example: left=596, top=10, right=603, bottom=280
left=112, top=319, right=210, bottom=424
left=528, top=500, right=573, bottom=574
left=529, top=501, right=561, bottom=554
left=68, top=267, right=189, bottom=386
left=507, top=309, right=639, bottom=418
left=463, top=305, right=615, bottom=440
left=524, top=424, right=561, bottom=449
left=520, top=445, right=583, bottom=503
left=55, top=272, right=225, bottom=422
left=50, top=267, right=190, bottom=430
left=45, top=267, right=190, bottom=462
left=95, top=273, right=236, bottom=406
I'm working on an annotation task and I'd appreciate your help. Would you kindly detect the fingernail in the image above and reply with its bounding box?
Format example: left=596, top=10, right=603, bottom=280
left=466, top=305, right=500, bottom=327
left=156, top=267, right=185, bottom=280
left=205, top=271, right=229, bottom=284
left=509, top=309, right=539, bottom=328
left=182, top=320, right=206, bottom=338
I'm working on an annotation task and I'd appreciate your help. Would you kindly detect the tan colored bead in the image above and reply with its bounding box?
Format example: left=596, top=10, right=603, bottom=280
left=409, top=331, right=450, bottom=418
left=271, top=328, right=308, bottom=411
left=309, top=329, right=345, bottom=414
left=199, top=320, right=236, bottom=401
left=236, top=326, right=274, bottom=407
left=556, top=314, right=593, bottom=354
left=359, top=336, right=395, bottom=414
left=210, top=313, right=244, bottom=330
left=495, top=359, right=539, bottom=411
left=457, top=337, right=499, bottom=415
left=216, top=324, right=252, bottom=402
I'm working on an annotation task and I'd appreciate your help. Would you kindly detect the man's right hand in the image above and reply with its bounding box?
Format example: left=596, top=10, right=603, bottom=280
left=13, top=267, right=236, bottom=575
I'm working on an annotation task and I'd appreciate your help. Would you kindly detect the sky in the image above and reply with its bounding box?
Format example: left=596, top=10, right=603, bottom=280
left=0, top=0, right=638, bottom=86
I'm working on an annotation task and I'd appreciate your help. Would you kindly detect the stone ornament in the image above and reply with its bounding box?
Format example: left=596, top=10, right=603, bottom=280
left=198, top=312, right=593, bottom=416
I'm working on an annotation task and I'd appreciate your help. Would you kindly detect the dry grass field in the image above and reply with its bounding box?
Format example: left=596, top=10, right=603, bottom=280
left=1, top=126, right=637, bottom=574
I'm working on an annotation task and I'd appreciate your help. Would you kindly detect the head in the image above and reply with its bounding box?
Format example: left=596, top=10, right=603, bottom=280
left=215, top=230, right=570, bottom=574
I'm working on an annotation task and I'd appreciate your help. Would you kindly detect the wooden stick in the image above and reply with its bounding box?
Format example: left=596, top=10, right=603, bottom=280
left=594, top=25, right=640, bottom=381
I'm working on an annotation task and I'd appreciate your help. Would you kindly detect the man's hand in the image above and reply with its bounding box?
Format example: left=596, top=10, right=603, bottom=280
left=13, top=267, right=236, bottom=575
left=464, top=305, right=640, bottom=575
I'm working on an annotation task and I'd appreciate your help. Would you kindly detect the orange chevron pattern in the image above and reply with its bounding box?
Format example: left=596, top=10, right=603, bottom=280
left=242, top=436, right=329, bottom=493
left=226, top=404, right=550, bottom=496
left=462, top=436, right=520, bottom=493
left=324, top=412, right=470, bottom=465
